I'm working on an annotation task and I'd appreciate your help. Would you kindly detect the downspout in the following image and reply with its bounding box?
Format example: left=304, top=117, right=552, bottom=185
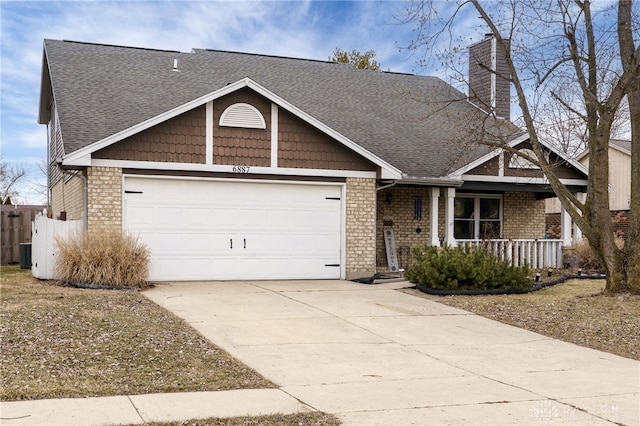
left=376, top=181, right=397, bottom=193
left=46, top=124, right=51, bottom=208
left=56, top=159, right=88, bottom=231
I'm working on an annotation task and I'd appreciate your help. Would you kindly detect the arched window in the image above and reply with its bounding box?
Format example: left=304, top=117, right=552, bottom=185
left=219, top=103, right=266, bottom=129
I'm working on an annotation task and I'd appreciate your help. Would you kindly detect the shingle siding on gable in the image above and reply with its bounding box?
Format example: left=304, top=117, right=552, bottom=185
left=278, top=109, right=376, bottom=171
left=91, top=85, right=377, bottom=172
left=94, top=106, right=206, bottom=163
left=213, top=89, right=272, bottom=167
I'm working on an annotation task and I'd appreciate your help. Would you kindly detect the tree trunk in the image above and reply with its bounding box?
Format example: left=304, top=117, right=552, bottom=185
left=617, top=0, right=640, bottom=294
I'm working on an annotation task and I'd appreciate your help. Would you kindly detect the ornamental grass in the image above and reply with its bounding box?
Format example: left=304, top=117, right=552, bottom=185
left=55, top=230, right=150, bottom=288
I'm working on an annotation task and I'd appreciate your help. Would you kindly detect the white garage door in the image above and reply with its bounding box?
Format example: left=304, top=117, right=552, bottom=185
left=123, top=176, right=344, bottom=281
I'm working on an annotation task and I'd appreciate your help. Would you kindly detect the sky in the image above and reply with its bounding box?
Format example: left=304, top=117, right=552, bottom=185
left=2, top=0, right=464, bottom=204
left=1, top=0, right=631, bottom=204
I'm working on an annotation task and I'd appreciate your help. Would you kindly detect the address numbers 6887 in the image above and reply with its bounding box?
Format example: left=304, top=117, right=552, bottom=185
left=232, top=165, right=251, bottom=173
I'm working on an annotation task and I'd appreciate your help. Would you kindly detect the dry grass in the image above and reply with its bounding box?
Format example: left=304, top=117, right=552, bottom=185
left=138, top=412, right=341, bottom=426
left=405, top=278, right=640, bottom=360
left=55, top=230, right=150, bottom=288
left=0, top=266, right=273, bottom=401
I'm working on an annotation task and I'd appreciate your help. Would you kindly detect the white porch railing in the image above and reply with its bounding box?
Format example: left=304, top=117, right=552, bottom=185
left=459, top=239, right=564, bottom=269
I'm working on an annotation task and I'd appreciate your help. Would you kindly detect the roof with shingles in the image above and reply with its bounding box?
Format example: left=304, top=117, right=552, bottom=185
left=40, top=39, right=522, bottom=178
left=610, top=139, right=631, bottom=154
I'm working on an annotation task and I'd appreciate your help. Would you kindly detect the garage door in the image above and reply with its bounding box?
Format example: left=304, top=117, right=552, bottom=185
left=123, top=176, right=344, bottom=281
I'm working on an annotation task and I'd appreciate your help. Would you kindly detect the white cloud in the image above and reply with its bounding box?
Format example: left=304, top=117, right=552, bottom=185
left=0, top=0, right=451, bottom=204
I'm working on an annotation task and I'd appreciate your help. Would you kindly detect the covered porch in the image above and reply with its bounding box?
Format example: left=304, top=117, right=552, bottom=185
left=375, top=184, right=585, bottom=272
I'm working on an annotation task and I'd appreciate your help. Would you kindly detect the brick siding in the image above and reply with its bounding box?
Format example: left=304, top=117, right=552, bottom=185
left=376, top=186, right=434, bottom=270
left=502, top=192, right=545, bottom=239
left=345, top=177, right=376, bottom=279
left=546, top=210, right=630, bottom=239
left=86, top=167, right=122, bottom=233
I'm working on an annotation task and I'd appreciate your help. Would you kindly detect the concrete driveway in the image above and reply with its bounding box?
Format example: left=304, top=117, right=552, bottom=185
left=144, top=280, right=639, bottom=426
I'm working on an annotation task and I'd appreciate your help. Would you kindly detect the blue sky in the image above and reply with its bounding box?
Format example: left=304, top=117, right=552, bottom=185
left=6, top=1, right=627, bottom=204
left=3, top=0, right=467, bottom=203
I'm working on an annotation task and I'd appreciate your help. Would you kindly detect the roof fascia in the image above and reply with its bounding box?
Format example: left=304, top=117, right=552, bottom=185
left=577, top=141, right=631, bottom=162
left=38, top=44, right=53, bottom=124
left=608, top=142, right=631, bottom=156
left=448, top=133, right=528, bottom=177
left=448, top=133, right=588, bottom=177
left=63, top=77, right=402, bottom=179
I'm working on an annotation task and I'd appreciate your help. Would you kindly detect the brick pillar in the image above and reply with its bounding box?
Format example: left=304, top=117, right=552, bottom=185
left=345, top=177, right=376, bottom=280
left=86, top=167, right=122, bottom=234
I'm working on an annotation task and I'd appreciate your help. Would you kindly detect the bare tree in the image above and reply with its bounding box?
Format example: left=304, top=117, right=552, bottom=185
left=0, top=156, right=27, bottom=205
left=402, top=0, right=640, bottom=293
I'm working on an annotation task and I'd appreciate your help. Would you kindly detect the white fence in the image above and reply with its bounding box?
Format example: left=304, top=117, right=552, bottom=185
left=31, top=212, right=84, bottom=280
left=461, top=239, right=564, bottom=269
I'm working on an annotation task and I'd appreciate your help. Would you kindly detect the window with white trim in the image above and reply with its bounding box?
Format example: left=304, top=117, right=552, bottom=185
left=454, top=195, right=502, bottom=239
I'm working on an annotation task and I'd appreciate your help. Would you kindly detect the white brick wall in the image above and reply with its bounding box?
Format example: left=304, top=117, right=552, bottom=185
left=345, top=177, right=376, bottom=279
left=87, top=167, right=122, bottom=233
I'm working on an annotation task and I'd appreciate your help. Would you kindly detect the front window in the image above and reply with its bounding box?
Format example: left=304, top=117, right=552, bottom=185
left=454, top=195, right=502, bottom=239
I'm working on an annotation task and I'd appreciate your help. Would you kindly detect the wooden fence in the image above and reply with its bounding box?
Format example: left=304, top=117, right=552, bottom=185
left=0, top=205, right=47, bottom=265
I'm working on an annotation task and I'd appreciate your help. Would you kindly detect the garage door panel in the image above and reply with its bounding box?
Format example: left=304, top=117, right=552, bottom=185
left=124, top=177, right=343, bottom=281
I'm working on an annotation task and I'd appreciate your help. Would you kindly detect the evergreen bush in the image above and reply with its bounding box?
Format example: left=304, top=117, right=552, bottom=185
left=404, top=244, right=532, bottom=292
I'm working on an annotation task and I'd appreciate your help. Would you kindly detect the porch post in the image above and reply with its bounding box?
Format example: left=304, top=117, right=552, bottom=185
left=444, top=187, right=456, bottom=246
left=560, top=203, right=572, bottom=246
left=430, top=187, right=440, bottom=246
left=573, top=192, right=585, bottom=244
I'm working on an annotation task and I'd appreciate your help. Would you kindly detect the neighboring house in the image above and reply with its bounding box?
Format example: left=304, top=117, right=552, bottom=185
left=546, top=139, right=631, bottom=240
left=38, top=38, right=588, bottom=281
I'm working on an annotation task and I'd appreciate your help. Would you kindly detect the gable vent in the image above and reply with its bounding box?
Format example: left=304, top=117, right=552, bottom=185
left=219, top=103, right=266, bottom=129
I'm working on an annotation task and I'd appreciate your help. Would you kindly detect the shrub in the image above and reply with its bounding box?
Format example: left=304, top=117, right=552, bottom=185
left=55, top=230, right=150, bottom=288
left=404, top=244, right=532, bottom=292
left=572, top=237, right=624, bottom=271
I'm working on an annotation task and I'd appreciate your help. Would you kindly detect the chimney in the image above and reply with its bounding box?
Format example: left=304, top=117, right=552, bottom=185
left=468, top=35, right=510, bottom=119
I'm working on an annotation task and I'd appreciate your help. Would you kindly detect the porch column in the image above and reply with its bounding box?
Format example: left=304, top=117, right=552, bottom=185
left=444, top=187, right=456, bottom=246
left=430, top=187, right=440, bottom=246
left=560, top=203, right=572, bottom=246
left=573, top=192, right=585, bottom=244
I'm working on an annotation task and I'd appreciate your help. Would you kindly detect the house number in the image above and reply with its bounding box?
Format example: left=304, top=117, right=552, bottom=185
left=232, top=165, right=251, bottom=173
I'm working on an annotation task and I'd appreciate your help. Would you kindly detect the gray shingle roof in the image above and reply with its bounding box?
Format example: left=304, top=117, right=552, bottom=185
left=610, top=139, right=631, bottom=153
left=41, top=39, right=521, bottom=178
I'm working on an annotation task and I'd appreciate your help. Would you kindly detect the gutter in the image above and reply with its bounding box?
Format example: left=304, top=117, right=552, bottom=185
left=397, top=176, right=464, bottom=187
left=376, top=176, right=464, bottom=192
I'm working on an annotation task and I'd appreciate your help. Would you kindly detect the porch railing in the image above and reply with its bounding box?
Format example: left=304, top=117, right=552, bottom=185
left=459, top=239, right=564, bottom=269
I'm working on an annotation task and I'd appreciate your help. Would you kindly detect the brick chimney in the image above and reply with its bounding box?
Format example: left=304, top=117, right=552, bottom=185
left=468, top=35, right=511, bottom=119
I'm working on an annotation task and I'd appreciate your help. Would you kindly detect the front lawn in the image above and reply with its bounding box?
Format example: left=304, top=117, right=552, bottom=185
left=0, top=266, right=273, bottom=401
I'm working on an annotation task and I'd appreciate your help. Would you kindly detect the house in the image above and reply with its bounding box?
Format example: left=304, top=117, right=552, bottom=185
left=38, top=39, right=588, bottom=281
left=546, top=139, right=631, bottom=239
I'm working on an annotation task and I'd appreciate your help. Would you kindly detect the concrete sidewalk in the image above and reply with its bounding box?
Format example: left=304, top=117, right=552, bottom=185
left=0, top=389, right=311, bottom=425
left=2, top=279, right=638, bottom=425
